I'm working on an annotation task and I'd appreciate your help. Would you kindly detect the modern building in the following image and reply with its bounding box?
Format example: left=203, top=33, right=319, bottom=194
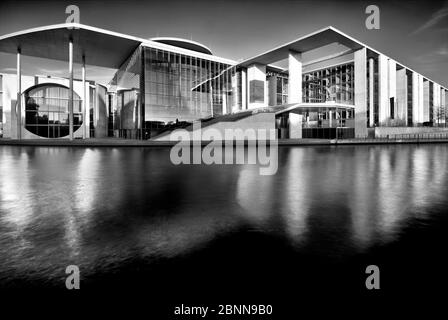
left=0, top=23, right=447, bottom=140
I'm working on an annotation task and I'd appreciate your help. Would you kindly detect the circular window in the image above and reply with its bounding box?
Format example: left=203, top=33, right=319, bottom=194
left=24, top=83, right=83, bottom=138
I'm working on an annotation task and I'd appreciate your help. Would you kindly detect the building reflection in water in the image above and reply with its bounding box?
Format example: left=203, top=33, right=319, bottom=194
left=1, top=145, right=448, bottom=285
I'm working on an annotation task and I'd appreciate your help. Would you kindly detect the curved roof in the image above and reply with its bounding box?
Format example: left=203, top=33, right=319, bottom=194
left=0, top=23, right=233, bottom=69
left=150, top=37, right=213, bottom=55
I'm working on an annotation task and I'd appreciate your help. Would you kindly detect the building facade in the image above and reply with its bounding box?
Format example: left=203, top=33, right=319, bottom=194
left=0, top=24, right=447, bottom=140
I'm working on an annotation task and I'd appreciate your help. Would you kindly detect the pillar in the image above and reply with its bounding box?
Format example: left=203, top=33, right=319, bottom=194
left=241, top=69, right=247, bottom=110
left=222, top=91, right=227, bottom=115
left=16, top=48, right=21, bottom=140
left=433, top=83, right=441, bottom=124
left=441, top=88, right=446, bottom=126
left=231, top=70, right=239, bottom=112
left=418, top=76, right=424, bottom=124
left=140, top=47, right=146, bottom=139
left=396, top=68, right=407, bottom=124
left=247, top=64, right=266, bottom=109
left=354, top=48, right=368, bottom=137
left=368, top=58, right=375, bottom=127
left=268, top=76, right=277, bottom=106
left=412, top=72, right=419, bottom=126
left=68, top=38, right=74, bottom=140
left=82, top=55, right=88, bottom=139
left=289, top=113, right=302, bottom=139
left=288, top=51, right=302, bottom=104
left=378, top=54, right=388, bottom=123
left=388, top=59, right=396, bottom=119
left=423, top=80, right=430, bottom=122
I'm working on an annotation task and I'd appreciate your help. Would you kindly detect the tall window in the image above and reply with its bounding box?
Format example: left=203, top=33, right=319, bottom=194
left=390, top=97, right=395, bottom=119
left=143, top=47, right=233, bottom=123
left=407, top=72, right=413, bottom=126
left=276, top=76, right=288, bottom=105
left=24, top=83, right=83, bottom=138
left=302, top=63, right=354, bottom=105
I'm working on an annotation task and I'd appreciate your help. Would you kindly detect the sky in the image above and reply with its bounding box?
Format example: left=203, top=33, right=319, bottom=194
left=0, top=0, right=447, bottom=86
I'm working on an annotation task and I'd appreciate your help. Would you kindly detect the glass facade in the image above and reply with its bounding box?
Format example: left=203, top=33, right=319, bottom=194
left=24, top=84, right=83, bottom=138
left=109, top=45, right=238, bottom=137
left=143, top=47, right=235, bottom=122
left=276, top=76, right=288, bottom=105
left=302, top=63, right=354, bottom=105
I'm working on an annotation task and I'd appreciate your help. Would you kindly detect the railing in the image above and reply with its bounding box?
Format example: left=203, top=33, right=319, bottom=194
left=376, top=132, right=448, bottom=140
left=350, top=132, right=448, bottom=141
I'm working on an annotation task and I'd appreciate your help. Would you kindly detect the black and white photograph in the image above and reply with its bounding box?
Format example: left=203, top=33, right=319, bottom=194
left=0, top=0, right=447, bottom=317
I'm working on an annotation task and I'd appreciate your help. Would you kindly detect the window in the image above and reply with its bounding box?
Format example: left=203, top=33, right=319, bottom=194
left=390, top=97, right=395, bottom=119
left=302, top=63, right=355, bottom=104
left=24, top=83, right=83, bottom=138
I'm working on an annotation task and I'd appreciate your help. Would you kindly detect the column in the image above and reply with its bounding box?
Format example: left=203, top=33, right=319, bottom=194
left=82, top=55, right=87, bottom=139
left=231, top=69, right=239, bottom=112
left=396, top=68, right=407, bottom=124
left=388, top=59, right=396, bottom=119
left=368, top=58, right=375, bottom=127
left=378, top=54, right=388, bottom=123
left=247, top=63, right=266, bottom=109
left=268, top=76, right=277, bottom=106
left=68, top=38, right=74, bottom=140
left=222, top=91, right=227, bottom=115
left=140, top=47, right=145, bottom=139
left=433, top=83, right=441, bottom=124
left=288, top=51, right=302, bottom=104
left=418, top=76, right=424, bottom=124
left=289, top=113, right=302, bottom=139
left=441, top=88, right=446, bottom=126
left=423, top=80, right=430, bottom=122
left=241, top=69, right=247, bottom=110
left=16, top=48, right=21, bottom=140
left=412, top=72, right=419, bottom=126
left=354, top=48, right=368, bottom=137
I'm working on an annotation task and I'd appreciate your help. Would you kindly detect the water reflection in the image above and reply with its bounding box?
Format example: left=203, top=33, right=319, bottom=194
left=0, top=144, right=448, bottom=285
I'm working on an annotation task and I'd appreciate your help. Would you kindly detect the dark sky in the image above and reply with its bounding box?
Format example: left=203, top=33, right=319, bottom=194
left=0, top=0, right=447, bottom=86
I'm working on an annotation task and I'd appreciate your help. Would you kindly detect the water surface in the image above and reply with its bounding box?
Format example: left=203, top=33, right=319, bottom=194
left=0, top=144, right=447, bottom=301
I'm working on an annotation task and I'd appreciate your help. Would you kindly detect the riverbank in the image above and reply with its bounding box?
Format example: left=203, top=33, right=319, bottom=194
left=2, top=137, right=448, bottom=147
